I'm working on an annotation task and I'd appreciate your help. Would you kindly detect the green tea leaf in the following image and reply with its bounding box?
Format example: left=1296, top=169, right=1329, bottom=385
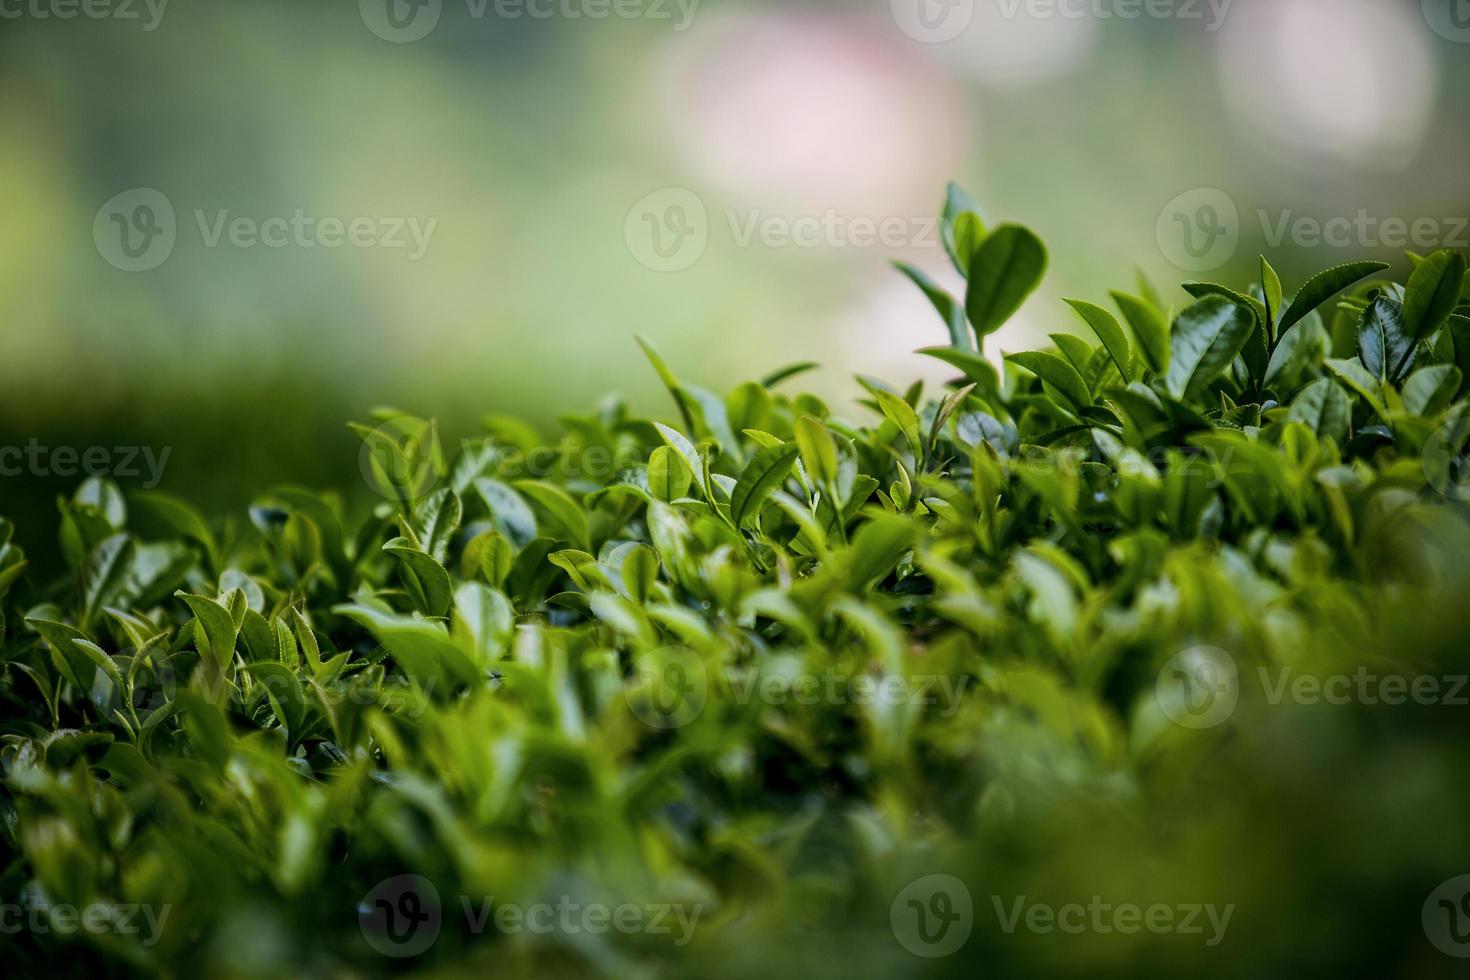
left=1111, top=290, right=1170, bottom=375
left=1260, top=256, right=1283, bottom=344
left=384, top=538, right=453, bottom=618
left=410, top=488, right=462, bottom=563
left=1357, top=295, right=1415, bottom=382
left=451, top=581, right=515, bottom=664
left=1165, top=295, right=1256, bottom=401
left=965, top=224, right=1047, bottom=339
left=915, top=347, right=1001, bottom=401
left=1404, top=248, right=1467, bottom=342
left=1402, top=364, right=1462, bottom=417
left=730, top=442, right=800, bottom=528
left=1275, top=260, right=1389, bottom=338
left=474, top=478, right=538, bottom=548
left=647, top=445, right=693, bottom=502
left=1006, top=351, right=1091, bottom=415
left=1287, top=378, right=1351, bottom=445
left=874, top=389, right=925, bottom=461
left=81, top=533, right=134, bottom=630
left=941, top=181, right=987, bottom=276
left=1065, top=299, right=1133, bottom=381
left=512, top=480, right=591, bottom=551
left=893, top=261, right=971, bottom=351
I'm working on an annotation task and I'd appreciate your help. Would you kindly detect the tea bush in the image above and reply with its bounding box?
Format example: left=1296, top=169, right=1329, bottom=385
left=3, top=186, right=1470, bottom=978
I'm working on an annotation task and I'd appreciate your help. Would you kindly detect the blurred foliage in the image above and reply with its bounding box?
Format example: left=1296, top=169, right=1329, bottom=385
left=4, top=0, right=1470, bottom=555
left=3, top=194, right=1470, bottom=976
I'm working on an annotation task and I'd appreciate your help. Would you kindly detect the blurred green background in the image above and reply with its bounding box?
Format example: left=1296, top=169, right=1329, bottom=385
left=3, top=0, right=1469, bottom=565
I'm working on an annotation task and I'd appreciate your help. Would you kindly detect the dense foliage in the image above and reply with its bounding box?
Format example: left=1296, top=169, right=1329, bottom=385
left=4, top=186, right=1470, bottom=978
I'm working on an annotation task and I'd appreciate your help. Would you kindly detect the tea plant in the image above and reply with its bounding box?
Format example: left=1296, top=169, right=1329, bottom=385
left=3, top=185, right=1470, bottom=978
